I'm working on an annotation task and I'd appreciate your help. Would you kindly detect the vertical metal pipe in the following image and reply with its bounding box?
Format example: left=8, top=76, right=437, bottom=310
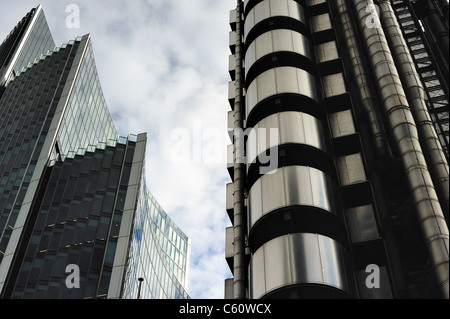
left=137, top=277, right=144, bottom=299
left=233, top=0, right=246, bottom=300
left=375, top=0, right=449, bottom=218
left=351, top=0, right=449, bottom=299
left=335, top=0, right=392, bottom=161
left=333, top=0, right=407, bottom=295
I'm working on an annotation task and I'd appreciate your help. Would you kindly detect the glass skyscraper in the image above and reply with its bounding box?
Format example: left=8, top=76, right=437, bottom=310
left=122, top=177, right=191, bottom=299
left=0, top=5, right=55, bottom=89
left=0, top=6, right=190, bottom=299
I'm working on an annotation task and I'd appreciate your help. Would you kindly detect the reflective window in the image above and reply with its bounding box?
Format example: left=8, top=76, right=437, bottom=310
left=56, top=42, right=117, bottom=160
left=121, top=170, right=190, bottom=299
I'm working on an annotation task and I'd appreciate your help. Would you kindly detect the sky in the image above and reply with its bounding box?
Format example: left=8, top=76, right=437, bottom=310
left=0, top=0, right=235, bottom=299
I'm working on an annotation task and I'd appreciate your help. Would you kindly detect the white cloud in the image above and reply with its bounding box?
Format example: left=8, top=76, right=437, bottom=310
left=0, top=0, right=234, bottom=299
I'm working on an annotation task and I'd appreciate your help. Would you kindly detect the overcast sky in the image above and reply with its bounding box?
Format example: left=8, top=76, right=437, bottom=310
left=0, top=0, right=234, bottom=299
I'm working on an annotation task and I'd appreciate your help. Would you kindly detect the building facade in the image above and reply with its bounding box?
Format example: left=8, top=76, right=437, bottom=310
left=225, top=0, right=449, bottom=299
left=0, top=6, right=190, bottom=299
left=0, top=5, right=55, bottom=91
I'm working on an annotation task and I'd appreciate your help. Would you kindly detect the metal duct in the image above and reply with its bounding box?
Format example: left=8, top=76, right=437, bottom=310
left=335, top=0, right=392, bottom=161
left=232, top=0, right=246, bottom=300
left=375, top=0, right=449, bottom=217
left=351, top=0, right=449, bottom=299
left=333, top=0, right=407, bottom=294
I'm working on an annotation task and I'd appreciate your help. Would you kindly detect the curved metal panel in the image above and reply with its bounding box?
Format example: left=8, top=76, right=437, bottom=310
left=244, top=0, right=306, bottom=39
left=249, top=233, right=349, bottom=299
left=245, top=29, right=312, bottom=76
left=246, top=112, right=326, bottom=167
left=248, top=166, right=335, bottom=229
left=284, top=164, right=313, bottom=207
left=310, top=168, right=333, bottom=210
left=246, top=66, right=318, bottom=117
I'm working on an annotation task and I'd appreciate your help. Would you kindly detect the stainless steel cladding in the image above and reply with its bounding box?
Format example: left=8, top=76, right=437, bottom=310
left=249, top=233, right=350, bottom=299
left=245, top=29, right=312, bottom=77
left=246, top=112, right=327, bottom=168
left=334, top=0, right=391, bottom=160
left=244, top=0, right=306, bottom=39
left=351, top=0, right=449, bottom=299
left=248, top=166, right=336, bottom=229
left=246, top=66, right=319, bottom=117
left=226, top=0, right=449, bottom=300
left=375, top=0, right=449, bottom=217
left=238, top=0, right=351, bottom=299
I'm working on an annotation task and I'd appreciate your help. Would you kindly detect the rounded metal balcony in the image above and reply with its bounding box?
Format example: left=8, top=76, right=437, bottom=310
left=249, top=233, right=352, bottom=299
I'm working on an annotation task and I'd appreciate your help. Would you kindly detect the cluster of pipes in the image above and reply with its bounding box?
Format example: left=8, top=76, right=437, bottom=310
left=231, top=0, right=449, bottom=299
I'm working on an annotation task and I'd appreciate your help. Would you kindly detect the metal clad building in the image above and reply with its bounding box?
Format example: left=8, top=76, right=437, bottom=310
left=225, top=0, right=449, bottom=299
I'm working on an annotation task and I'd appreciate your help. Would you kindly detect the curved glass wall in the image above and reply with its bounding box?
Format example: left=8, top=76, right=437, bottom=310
left=249, top=233, right=350, bottom=299
left=0, top=6, right=55, bottom=86
left=56, top=40, right=118, bottom=159
left=121, top=170, right=190, bottom=299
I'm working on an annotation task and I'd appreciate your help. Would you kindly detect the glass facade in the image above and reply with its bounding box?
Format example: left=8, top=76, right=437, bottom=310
left=0, top=6, right=190, bottom=299
left=0, top=5, right=55, bottom=87
left=55, top=42, right=117, bottom=158
left=122, top=170, right=190, bottom=299
left=8, top=137, right=136, bottom=299
left=0, top=39, right=83, bottom=269
left=0, top=36, right=118, bottom=284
